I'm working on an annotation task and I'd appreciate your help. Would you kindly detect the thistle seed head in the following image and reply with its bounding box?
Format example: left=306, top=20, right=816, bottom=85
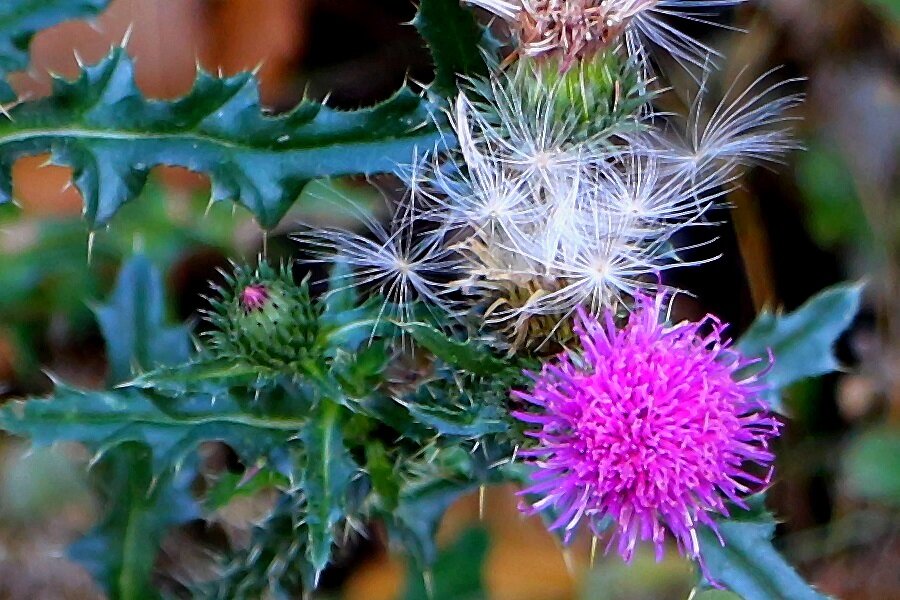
left=468, top=1, right=660, bottom=69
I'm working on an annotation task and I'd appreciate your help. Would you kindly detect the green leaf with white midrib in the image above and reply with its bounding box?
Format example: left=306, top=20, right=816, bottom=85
left=300, top=400, right=356, bottom=582
left=0, top=48, right=440, bottom=228
left=400, top=321, right=510, bottom=376
left=69, top=445, right=199, bottom=600
left=0, top=384, right=305, bottom=474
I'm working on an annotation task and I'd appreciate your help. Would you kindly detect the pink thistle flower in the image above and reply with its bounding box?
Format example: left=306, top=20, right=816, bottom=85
left=240, top=284, right=270, bottom=312
left=512, top=293, right=780, bottom=565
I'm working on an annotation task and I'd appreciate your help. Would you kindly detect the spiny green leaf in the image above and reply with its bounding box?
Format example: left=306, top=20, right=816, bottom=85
left=69, top=444, right=199, bottom=600
left=331, top=341, right=391, bottom=399
left=321, top=296, right=398, bottom=352
left=129, top=359, right=319, bottom=426
left=404, top=382, right=509, bottom=437
left=698, top=503, right=830, bottom=600
left=0, top=384, right=304, bottom=475
left=414, top=0, right=496, bottom=96
left=0, top=0, right=111, bottom=73
left=299, top=400, right=356, bottom=583
left=94, top=255, right=190, bottom=385
left=737, top=282, right=863, bottom=412
left=127, top=358, right=262, bottom=392
left=401, top=322, right=510, bottom=376
left=391, top=477, right=478, bottom=568
left=406, top=400, right=507, bottom=437
left=0, top=48, right=440, bottom=228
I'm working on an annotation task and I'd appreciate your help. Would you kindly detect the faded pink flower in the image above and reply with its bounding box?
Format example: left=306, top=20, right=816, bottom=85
left=512, top=294, right=779, bottom=564
left=465, top=1, right=747, bottom=72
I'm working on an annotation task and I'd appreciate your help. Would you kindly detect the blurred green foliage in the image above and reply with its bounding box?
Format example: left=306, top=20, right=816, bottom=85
left=404, top=528, right=489, bottom=600
left=0, top=444, right=91, bottom=525
left=581, top=549, right=694, bottom=600
left=843, top=428, right=900, bottom=506
left=0, top=180, right=239, bottom=380
left=861, top=0, right=900, bottom=21
left=795, top=141, right=871, bottom=251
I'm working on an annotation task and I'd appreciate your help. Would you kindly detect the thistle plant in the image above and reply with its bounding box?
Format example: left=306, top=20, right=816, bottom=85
left=0, top=2, right=865, bottom=599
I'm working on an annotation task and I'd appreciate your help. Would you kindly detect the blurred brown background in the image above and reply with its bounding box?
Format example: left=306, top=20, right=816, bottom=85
left=0, top=0, right=897, bottom=598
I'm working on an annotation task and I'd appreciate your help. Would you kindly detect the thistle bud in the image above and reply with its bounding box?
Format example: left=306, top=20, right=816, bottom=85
left=206, top=262, right=322, bottom=374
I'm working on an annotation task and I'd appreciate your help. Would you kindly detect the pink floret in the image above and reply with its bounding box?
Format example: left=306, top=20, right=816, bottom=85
left=240, top=284, right=270, bottom=312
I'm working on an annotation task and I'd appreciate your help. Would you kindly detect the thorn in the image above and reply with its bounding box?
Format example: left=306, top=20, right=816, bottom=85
left=590, top=535, right=598, bottom=569
left=147, top=474, right=160, bottom=497
left=0, top=98, right=18, bottom=122
left=87, top=449, right=105, bottom=471
left=423, top=569, right=434, bottom=600
left=87, top=231, right=95, bottom=266
left=479, top=484, right=486, bottom=520
left=120, top=23, right=135, bottom=50
left=561, top=547, right=577, bottom=579
left=237, top=460, right=264, bottom=488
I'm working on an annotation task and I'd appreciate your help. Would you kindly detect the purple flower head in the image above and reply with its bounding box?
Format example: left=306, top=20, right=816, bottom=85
left=512, top=293, right=780, bottom=565
left=240, top=284, right=270, bottom=312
